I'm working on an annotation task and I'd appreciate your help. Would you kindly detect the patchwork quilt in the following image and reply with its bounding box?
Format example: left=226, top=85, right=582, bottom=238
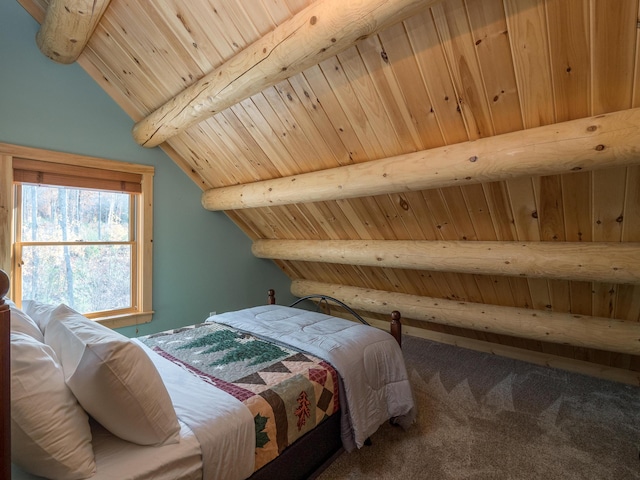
left=139, top=321, right=340, bottom=471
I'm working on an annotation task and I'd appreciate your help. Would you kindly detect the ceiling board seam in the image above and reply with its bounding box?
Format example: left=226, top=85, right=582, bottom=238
left=400, top=15, right=451, bottom=145
left=462, top=0, right=498, bottom=136
left=429, top=3, right=474, bottom=140
left=541, top=0, right=558, bottom=125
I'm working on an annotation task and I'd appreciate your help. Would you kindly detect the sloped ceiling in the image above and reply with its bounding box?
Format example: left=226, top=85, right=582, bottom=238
left=18, top=0, right=640, bottom=383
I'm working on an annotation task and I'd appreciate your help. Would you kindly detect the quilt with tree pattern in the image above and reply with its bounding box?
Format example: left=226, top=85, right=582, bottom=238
left=139, top=321, right=339, bottom=471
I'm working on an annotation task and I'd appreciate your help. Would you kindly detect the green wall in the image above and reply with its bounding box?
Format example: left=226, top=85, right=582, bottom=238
left=0, top=1, right=296, bottom=336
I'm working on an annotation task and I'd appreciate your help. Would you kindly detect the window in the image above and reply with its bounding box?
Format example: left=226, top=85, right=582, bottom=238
left=0, top=143, right=154, bottom=328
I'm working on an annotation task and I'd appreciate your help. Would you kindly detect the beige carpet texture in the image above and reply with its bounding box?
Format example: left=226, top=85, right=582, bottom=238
left=318, top=336, right=640, bottom=480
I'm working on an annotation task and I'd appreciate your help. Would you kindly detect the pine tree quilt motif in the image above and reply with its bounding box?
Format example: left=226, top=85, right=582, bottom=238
left=139, top=322, right=339, bottom=471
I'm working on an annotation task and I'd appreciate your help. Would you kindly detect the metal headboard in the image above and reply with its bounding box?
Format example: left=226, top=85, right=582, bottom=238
left=289, top=295, right=370, bottom=326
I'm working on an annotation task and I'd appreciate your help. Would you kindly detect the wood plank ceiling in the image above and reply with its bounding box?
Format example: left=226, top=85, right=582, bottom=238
left=18, top=0, right=640, bottom=383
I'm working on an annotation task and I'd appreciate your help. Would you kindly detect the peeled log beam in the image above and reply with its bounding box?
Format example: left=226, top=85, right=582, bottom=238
left=36, top=0, right=111, bottom=64
left=202, top=108, right=640, bottom=210
left=132, top=0, right=432, bottom=147
left=254, top=240, right=640, bottom=285
left=290, top=280, right=640, bottom=355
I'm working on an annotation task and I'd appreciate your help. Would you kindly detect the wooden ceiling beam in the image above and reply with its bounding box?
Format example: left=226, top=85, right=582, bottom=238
left=132, top=0, right=432, bottom=147
left=253, top=239, right=640, bottom=285
left=203, top=108, right=640, bottom=210
left=355, top=313, right=640, bottom=386
left=291, top=280, right=640, bottom=355
left=36, top=0, right=111, bottom=64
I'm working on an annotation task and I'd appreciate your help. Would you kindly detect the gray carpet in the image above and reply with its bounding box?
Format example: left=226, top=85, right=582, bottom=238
left=318, top=336, right=640, bottom=479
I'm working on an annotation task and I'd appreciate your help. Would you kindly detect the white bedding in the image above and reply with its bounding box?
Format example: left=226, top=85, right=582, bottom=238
left=12, top=304, right=414, bottom=479
left=12, top=421, right=201, bottom=480
left=136, top=341, right=255, bottom=480
left=12, top=341, right=255, bottom=480
left=211, top=305, right=416, bottom=451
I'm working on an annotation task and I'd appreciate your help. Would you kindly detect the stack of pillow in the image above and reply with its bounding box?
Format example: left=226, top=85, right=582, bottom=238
left=7, top=299, right=181, bottom=480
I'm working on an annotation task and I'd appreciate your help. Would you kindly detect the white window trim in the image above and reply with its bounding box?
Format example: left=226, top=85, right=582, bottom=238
left=0, top=142, right=154, bottom=329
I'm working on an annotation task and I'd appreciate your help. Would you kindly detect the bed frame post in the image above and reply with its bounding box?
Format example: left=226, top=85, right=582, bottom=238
left=390, top=310, right=402, bottom=347
left=1, top=270, right=10, bottom=480
left=267, top=289, right=276, bottom=305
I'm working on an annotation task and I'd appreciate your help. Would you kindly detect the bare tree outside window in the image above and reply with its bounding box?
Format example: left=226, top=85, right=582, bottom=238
left=19, top=185, right=133, bottom=315
left=5, top=145, right=154, bottom=328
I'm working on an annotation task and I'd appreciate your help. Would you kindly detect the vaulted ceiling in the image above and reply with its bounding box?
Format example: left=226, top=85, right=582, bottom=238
left=18, top=0, right=640, bottom=384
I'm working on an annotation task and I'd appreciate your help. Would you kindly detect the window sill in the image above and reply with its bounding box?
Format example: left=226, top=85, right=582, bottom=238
left=95, top=311, right=153, bottom=329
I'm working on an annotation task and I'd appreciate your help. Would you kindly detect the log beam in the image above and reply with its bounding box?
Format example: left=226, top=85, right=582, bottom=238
left=132, top=0, right=432, bottom=147
left=362, top=315, right=640, bottom=386
left=202, top=108, right=640, bottom=210
left=290, top=280, right=640, bottom=355
left=36, top=0, right=111, bottom=64
left=253, top=239, right=640, bottom=285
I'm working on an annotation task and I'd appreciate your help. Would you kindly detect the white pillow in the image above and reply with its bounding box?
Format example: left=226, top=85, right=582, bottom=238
left=11, top=331, right=96, bottom=480
left=44, top=304, right=181, bottom=446
left=22, top=299, right=58, bottom=333
left=9, top=302, right=44, bottom=342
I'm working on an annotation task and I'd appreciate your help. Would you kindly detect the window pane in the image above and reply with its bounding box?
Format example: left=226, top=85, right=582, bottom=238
left=21, top=185, right=131, bottom=242
left=21, top=244, right=132, bottom=314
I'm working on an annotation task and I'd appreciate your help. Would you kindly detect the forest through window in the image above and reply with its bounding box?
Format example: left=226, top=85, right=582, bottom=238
left=17, top=184, right=136, bottom=315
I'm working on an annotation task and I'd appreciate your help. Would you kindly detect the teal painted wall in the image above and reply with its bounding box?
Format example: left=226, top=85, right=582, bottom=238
left=0, top=1, right=296, bottom=336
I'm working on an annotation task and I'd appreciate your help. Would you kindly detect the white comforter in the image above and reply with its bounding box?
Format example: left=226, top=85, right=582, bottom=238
left=211, top=305, right=416, bottom=451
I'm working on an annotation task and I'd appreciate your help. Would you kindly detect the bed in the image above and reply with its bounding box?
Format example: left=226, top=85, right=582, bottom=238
left=0, top=269, right=415, bottom=480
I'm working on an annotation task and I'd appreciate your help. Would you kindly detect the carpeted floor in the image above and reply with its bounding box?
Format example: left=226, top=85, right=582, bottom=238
left=317, top=336, right=640, bottom=479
